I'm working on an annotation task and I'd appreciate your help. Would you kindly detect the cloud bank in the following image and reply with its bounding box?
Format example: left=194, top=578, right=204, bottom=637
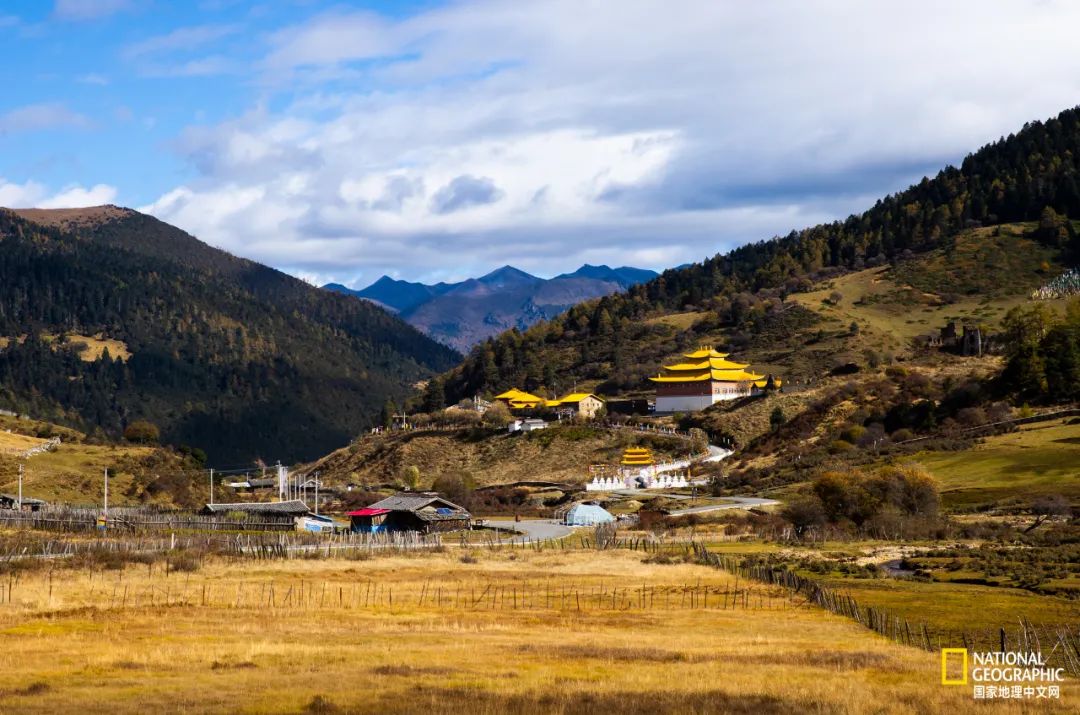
left=0, top=178, right=117, bottom=208
left=132, top=0, right=1080, bottom=285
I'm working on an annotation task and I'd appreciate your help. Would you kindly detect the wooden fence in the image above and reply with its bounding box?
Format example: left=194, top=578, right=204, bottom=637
left=0, top=506, right=296, bottom=533
left=693, top=544, right=1080, bottom=677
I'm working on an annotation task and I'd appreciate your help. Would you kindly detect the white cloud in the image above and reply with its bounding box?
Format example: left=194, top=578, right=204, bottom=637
left=0, top=179, right=117, bottom=208
left=0, top=103, right=92, bottom=134
left=263, top=11, right=397, bottom=70
left=123, top=24, right=240, bottom=60
left=39, top=184, right=118, bottom=208
left=144, top=0, right=1080, bottom=284
left=121, top=24, right=241, bottom=77
left=0, top=179, right=47, bottom=207
left=53, top=0, right=132, bottom=22
left=76, top=73, right=109, bottom=85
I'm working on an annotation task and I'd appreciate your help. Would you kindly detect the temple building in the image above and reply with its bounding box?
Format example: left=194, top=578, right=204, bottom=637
left=493, top=388, right=546, bottom=410
left=548, top=393, right=605, bottom=419
left=620, top=446, right=654, bottom=467
left=649, top=347, right=780, bottom=413
left=493, top=388, right=604, bottom=417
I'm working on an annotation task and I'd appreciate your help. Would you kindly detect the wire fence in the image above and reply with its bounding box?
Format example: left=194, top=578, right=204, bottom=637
left=693, top=544, right=1080, bottom=677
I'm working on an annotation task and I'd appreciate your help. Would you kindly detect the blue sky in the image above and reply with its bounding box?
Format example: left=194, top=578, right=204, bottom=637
left=3, top=1, right=1080, bottom=287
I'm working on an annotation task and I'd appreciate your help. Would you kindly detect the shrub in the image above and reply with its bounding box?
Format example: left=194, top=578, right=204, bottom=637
left=482, top=401, right=512, bottom=428
left=956, top=407, right=987, bottom=427
left=304, top=696, right=340, bottom=714
left=123, top=420, right=160, bottom=444
left=839, top=425, right=866, bottom=443
left=167, top=551, right=201, bottom=573
left=769, top=407, right=785, bottom=432
left=828, top=439, right=854, bottom=454
left=781, top=499, right=826, bottom=538
left=807, top=464, right=940, bottom=529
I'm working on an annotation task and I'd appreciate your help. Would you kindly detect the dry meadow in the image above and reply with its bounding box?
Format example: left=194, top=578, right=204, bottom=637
left=0, top=548, right=1073, bottom=714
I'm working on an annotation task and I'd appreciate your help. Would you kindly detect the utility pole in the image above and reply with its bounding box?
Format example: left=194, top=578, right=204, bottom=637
left=209, top=468, right=214, bottom=506
left=103, top=467, right=109, bottom=521
left=314, top=471, right=320, bottom=515
left=17, top=462, right=23, bottom=510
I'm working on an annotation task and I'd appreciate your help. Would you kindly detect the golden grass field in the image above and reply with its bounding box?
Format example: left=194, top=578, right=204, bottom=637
left=0, top=430, right=47, bottom=456
left=0, top=549, right=1073, bottom=714
left=0, top=333, right=131, bottom=362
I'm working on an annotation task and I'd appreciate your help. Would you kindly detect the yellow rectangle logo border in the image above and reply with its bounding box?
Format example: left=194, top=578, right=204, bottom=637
left=941, top=648, right=968, bottom=685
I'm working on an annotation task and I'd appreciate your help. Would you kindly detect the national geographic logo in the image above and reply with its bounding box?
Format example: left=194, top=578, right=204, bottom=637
left=941, top=649, right=1063, bottom=700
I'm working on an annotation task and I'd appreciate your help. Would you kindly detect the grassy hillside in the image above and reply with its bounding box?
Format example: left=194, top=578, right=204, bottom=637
left=0, top=207, right=459, bottom=463
left=0, top=415, right=212, bottom=508
left=911, top=417, right=1080, bottom=510
left=309, top=424, right=691, bottom=488
left=435, top=106, right=1080, bottom=408
left=789, top=223, right=1070, bottom=346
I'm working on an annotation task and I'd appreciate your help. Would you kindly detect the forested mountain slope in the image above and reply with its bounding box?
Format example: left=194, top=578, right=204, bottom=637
left=432, top=106, right=1080, bottom=406
left=0, top=207, right=460, bottom=463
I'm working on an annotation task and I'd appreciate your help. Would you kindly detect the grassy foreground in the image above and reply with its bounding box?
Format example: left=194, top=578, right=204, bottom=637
left=0, top=549, right=1073, bottom=714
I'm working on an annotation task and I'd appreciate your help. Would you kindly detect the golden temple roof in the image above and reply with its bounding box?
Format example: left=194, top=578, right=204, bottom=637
left=649, top=368, right=766, bottom=383
left=494, top=388, right=545, bottom=407
left=662, top=357, right=749, bottom=371
left=621, top=446, right=654, bottom=466
left=554, top=393, right=599, bottom=403
left=497, top=389, right=607, bottom=410
left=649, top=347, right=777, bottom=386
left=543, top=392, right=603, bottom=408
left=682, top=347, right=730, bottom=359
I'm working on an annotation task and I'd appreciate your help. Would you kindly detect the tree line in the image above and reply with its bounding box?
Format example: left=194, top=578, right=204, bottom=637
left=0, top=210, right=459, bottom=463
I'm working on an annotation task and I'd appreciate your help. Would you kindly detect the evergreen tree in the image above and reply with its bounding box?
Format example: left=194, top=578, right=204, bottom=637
left=381, top=398, right=398, bottom=428
left=422, top=378, right=446, bottom=412
left=770, top=406, right=785, bottom=433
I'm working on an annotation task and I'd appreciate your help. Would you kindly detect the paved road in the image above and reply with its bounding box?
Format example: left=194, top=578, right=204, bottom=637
left=666, top=496, right=778, bottom=516
left=484, top=518, right=574, bottom=543
left=703, top=445, right=733, bottom=462
left=489, top=496, right=779, bottom=543
left=611, top=489, right=778, bottom=512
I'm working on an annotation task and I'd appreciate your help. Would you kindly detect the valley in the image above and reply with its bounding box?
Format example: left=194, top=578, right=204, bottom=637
left=327, top=264, right=658, bottom=351
left=1, top=101, right=1080, bottom=714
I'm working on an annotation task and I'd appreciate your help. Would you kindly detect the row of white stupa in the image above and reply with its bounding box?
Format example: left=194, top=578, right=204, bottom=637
left=585, top=472, right=690, bottom=492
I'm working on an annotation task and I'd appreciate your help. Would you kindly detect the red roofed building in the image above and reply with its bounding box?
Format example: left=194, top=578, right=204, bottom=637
left=347, top=492, right=471, bottom=533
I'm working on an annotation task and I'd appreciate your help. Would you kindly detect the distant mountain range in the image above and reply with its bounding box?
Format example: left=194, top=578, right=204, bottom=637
left=325, top=264, right=658, bottom=351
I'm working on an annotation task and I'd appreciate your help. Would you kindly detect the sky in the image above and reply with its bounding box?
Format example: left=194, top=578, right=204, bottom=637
left=3, top=1, right=1080, bottom=287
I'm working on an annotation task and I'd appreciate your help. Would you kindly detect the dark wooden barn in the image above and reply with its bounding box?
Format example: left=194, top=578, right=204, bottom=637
left=348, top=492, right=471, bottom=534
left=0, top=494, right=47, bottom=512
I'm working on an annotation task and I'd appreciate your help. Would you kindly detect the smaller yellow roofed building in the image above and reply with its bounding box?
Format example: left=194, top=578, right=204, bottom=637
left=621, top=446, right=654, bottom=466
left=493, top=388, right=546, bottom=410
left=494, top=389, right=605, bottom=417
left=546, top=392, right=605, bottom=418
